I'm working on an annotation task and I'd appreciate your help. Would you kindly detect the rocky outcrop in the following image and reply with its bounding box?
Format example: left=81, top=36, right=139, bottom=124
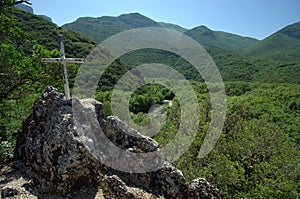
left=14, top=87, right=103, bottom=195
left=14, top=86, right=221, bottom=198
left=188, top=178, right=221, bottom=199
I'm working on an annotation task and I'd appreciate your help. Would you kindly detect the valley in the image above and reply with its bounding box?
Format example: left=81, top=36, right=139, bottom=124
left=0, top=2, right=299, bottom=198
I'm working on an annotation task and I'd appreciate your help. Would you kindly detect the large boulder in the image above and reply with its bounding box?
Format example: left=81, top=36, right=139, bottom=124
left=14, top=86, right=104, bottom=195
left=14, top=86, right=221, bottom=198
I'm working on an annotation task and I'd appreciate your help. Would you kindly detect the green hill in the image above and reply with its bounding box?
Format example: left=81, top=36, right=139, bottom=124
left=11, top=8, right=95, bottom=58
left=245, top=21, right=300, bottom=61
left=184, top=25, right=259, bottom=53
left=62, top=13, right=162, bottom=44
left=63, top=13, right=259, bottom=54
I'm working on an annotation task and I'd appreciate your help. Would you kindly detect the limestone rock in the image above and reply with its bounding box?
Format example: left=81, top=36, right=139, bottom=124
left=14, top=86, right=221, bottom=198
left=14, top=86, right=104, bottom=195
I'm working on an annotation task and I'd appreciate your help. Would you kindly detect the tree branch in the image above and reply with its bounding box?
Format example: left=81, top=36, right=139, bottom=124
left=14, top=0, right=32, bottom=6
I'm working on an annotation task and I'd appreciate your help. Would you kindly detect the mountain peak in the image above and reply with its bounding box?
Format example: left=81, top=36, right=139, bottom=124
left=63, top=13, right=185, bottom=43
left=185, top=25, right=259, bottom=53
left=117, top=12, right=158, bottom=28
left=118, top=12, right=144, bottom=17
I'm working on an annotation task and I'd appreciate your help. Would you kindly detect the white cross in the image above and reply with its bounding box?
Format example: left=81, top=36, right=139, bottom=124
left=42, top=34, right=84, bottom=100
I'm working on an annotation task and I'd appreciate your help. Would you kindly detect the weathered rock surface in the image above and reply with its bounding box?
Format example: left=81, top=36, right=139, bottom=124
left=188, top=178, right=221, bottom=199
left=14, top=86, right=221, bottom=198
left=99, top=175, right=157, bottom=199
left=14, top=87, right=104, bottom=195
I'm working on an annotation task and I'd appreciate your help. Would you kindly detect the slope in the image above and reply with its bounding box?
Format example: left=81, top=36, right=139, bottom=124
left=184, top=25, right=259, bottom=53
left=11, top=8, right=95, bottom=58
left=0, top=6, right=99, bottom=164
left=245, top=21, right=300, bottom=61
left=63, top=13, right=192, bottom=44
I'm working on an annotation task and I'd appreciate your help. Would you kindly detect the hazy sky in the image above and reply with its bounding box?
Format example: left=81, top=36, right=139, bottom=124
left=29, top=0, right=300, bottom=40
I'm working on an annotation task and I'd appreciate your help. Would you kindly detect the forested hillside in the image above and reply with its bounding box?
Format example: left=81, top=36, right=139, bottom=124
left=245, top=21, right=300, bottom=61
left=0, top=2, right=299, bottom=198
left=63, top=12, right=300, bottom=84
left=184, top=25, right=259, bottom=53
left=62, top=13, right=162, bottom=43
left=0, top=3, right=95, bottom=164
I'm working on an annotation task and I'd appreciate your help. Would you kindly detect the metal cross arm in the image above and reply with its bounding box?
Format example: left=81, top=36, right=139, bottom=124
left=42, top=34, right=85, bottom=100
left=42, top=58, right=85, bottom=64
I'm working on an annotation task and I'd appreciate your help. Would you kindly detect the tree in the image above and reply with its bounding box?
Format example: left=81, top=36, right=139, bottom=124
left=0, top=0, right=31, bottom=14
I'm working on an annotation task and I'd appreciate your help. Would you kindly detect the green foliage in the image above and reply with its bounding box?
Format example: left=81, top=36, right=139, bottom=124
left=210, top=49, right=300, bottom=83
left=120, top=49, right=204, bottom=82
left=10, top=8, right=95, bottom=57
left=0, top=140, right=14, bottom=161
left=173, top=82, right=300, bottom=198
left=129, top=84, right=170, bottom=114
left=0, top=6, right=94, bottom=161
left=0, top=0, right=31, bottom=14
left=120, top=47, right=300, bottom=84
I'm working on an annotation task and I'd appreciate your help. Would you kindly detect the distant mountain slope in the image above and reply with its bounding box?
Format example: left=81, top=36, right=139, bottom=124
left=245, top=21, right=300, bottom=61
left=14, top=3, right=52, bottom=22
left=63, top=13, right=258, bottom=53
left=184, top=25, right=259, bottom=53
left=14, top=3, right=33, bottom=13
left=61, top=12, right=300, bottom=84
left=63, top=13, right=161, bottom=43
left=12, top=8, right=95, bottom=57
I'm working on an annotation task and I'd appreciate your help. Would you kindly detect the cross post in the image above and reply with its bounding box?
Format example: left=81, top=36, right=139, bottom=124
left=42, top=34, right=84, bottom=100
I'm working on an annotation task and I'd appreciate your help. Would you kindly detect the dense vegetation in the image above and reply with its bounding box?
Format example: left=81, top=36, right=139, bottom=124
left=175, top=82, right=299, bottom=198
left=120, top=48, right=300, bottom=83
left=0, top=3, right=95, bottom=161
left=1, top=2, right=299, bottom=198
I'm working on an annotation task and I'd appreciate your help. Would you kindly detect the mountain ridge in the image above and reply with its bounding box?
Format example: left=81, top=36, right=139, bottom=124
left=245, top=21, right=300, bottom=61
left=63, top=13, right=261, bottom=54
left=62, top=13, right=161, bottom=44
left=185, top=25, right=259, bottom=53
left=62, top=12, right=300, bottom=83
left=62, top=12, right=300, bottom=63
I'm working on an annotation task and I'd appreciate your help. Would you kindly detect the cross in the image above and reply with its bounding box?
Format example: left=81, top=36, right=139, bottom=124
left=42, top=34, right=84, bottom=100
